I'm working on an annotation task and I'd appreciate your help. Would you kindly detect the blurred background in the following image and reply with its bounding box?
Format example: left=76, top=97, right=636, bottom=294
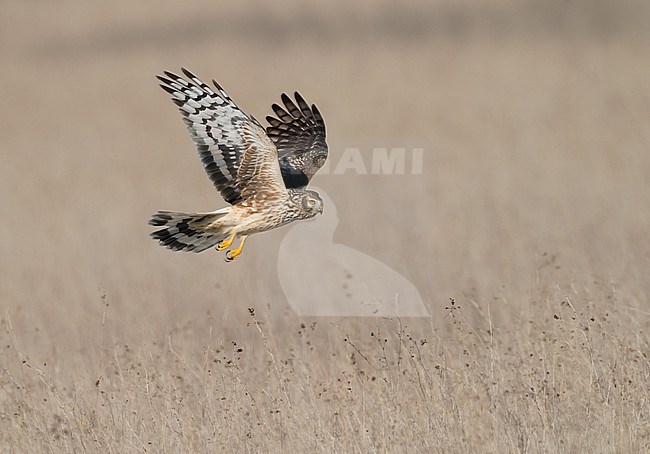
left=1, top=0, right=649, bottom=371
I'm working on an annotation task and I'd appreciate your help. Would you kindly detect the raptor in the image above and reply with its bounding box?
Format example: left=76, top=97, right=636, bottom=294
left=149, top=68, right=328, bottom=262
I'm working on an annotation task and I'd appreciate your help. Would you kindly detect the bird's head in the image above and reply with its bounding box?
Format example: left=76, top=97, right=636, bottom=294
left=301, top=190, right=324, bottom=217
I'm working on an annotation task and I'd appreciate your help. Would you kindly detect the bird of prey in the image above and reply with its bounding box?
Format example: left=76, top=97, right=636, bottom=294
left=149, top=68, right=328, bottom=262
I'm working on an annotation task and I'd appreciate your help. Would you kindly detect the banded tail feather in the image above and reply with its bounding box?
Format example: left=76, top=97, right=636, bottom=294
left=149, top=209, right=229, bottom=253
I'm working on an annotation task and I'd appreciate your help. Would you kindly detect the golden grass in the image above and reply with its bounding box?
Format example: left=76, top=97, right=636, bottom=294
left=2, top=283, right=648, bottom=452
left=1, top=0, right=649, bottom=451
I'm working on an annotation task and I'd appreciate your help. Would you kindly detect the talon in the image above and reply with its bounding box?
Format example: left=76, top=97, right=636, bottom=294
left=224, top=235, right=247, bottom=263
left=216, top=233, right=236, bottom=251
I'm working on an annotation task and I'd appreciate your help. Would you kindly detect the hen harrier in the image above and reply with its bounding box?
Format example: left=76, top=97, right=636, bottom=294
left=149, top=68, right=328, bottom=262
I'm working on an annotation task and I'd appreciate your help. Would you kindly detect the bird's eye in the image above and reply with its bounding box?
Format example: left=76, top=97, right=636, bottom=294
left=308, top=199, right=316, bottom=206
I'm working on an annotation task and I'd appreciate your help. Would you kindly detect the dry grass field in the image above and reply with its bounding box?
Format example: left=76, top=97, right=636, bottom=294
left=1, top=0, right=649, bottom=452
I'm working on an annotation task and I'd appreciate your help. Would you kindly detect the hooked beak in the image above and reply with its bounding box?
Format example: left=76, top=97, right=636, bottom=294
left=319, top=204, right=324, bottom=215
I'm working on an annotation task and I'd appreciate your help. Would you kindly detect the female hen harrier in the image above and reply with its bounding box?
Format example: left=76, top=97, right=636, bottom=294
left=149, top=68, right=328, bottom=262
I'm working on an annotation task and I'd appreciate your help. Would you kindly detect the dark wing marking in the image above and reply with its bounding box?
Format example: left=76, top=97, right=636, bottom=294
left=158, top=68, right=268, bottom=205
left=265, top=92, right=328, bottom=188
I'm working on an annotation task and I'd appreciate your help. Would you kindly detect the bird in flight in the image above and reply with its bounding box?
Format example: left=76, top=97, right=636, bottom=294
left=149, top=68, right=328, bottom=262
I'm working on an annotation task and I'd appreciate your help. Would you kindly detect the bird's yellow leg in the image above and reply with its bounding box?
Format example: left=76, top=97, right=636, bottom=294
left=225, top=235, right=247, bottom=262
left=216, top=233, right=236, bottom=251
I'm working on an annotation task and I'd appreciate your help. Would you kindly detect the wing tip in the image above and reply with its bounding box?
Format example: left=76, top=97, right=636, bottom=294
left=163, top=70, right=180, bottom=80
left=181, top=67, right=196, bottom=80
left=294, top=91, right=306, bottom=104
left=159, top=83, right=176, bottom=95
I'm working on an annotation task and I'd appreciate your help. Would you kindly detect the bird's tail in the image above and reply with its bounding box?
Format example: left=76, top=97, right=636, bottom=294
left=149, top=208, right=231, bottom=253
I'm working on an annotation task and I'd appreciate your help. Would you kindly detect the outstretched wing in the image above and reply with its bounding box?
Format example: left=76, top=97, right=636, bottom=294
left=265, top=93, right=328, bottom=189
left=158, top=68, right=281, bottom=205
left=235, top=120, right=288, bottom=208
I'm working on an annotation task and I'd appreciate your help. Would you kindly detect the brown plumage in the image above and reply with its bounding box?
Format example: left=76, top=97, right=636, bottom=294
left=149, top=68, right=325, bottom=261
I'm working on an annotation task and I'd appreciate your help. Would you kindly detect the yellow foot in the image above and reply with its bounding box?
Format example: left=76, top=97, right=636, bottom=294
left=225, top=235, right=248, bottom=263
left=216, top=233, right=236, bottom=251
